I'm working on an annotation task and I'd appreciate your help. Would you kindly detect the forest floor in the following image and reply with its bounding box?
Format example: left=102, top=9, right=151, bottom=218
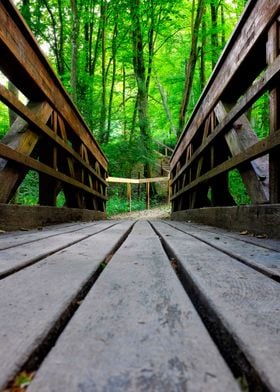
left=110, top=204, right=171, bottom=220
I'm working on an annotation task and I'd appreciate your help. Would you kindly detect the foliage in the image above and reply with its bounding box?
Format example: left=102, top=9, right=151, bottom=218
left=1, top=0, right=257, bottom=207
left=17, top=171, right=39, bottom=205
left=106, top=194, right=146, bottom=216
left=229, top=170, right=251, bottom=205
left=0, top=102, right=9, bottom=139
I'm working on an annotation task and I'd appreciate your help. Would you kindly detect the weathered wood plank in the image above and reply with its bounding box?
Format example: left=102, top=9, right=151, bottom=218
left=28, top=221, right=239, bottom=392
left=0, top=221, right=116, bottom=278
left=0, top=222, right=98, bottom=250
left=152, top=221, right=280, bottom=391
left=0, top=221, right=133, bottom=390
left=167, top=221, right=280, bottom=280
left=186, top=223, right=280, bottom=253
left=267, top=21, right=280, bottom=203
left=0, top=204, right=106, bottom=232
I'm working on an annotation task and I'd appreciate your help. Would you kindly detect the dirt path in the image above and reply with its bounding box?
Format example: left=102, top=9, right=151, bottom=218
left=110, top=205, right=171, bottom=220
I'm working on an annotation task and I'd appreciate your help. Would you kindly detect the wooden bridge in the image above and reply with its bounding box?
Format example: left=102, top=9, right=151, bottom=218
left=0, top=1, right=280, bottom=391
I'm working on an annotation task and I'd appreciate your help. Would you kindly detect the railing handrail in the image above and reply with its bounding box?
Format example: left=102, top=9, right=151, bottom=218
left=171, top=0, right=280, bottom=168
left=0, top=0, right=108, bottom=211
left=170, top=0, right=280, bottom=211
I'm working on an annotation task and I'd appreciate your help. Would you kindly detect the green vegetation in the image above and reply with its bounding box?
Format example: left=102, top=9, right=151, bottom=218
left=1, top=0, right=266, bottom=213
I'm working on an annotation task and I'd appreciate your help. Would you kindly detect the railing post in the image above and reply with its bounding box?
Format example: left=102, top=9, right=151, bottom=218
left=267, top=20, right=280, bottom=203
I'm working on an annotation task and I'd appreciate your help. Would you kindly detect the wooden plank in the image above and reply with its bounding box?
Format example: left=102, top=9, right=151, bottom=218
left=167, top=221, right=280, bottom=280
left=183, top=222, right=280, bottom=253
left=0, top=222, right=98, bottom=250
left=267, top=21, right=280, bottom=203
left=0, top=221, right=133, bottom=390
left=171, top=53, right=280, bottom=186
left=0, top=85, right=107, bottom=187
left=0, top=143, right=107, bottom=202
left=0, top=0, right=107, bottom=170
left=0, top=221, right=116, bottom=278
left=171, top=127, right=280, bottom=202
left=171, top=0, right=280, bottom=169
left=28, top=221, right=239, bottom=392
left=171, top=205, right=280, bottom=239
left=0, top=101, right=53, bottom=203
left=0, top=204, right=106, bottom=232
left=152, top=221, right=280, bottom=391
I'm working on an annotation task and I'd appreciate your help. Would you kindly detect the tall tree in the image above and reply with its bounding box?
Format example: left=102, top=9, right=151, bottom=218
left=130, top=0, right=153, bottom=178
left=70, top=0, right=80, bottom=102
left=178, top=0, right=205, bottom=134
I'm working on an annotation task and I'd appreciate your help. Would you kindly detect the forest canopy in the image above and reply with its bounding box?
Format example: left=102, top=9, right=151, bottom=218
left=8, top=0, right=247, bottom=179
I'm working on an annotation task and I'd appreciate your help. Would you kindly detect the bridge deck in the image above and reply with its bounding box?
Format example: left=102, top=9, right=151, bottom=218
left=0, top=220, right=280, bottom=391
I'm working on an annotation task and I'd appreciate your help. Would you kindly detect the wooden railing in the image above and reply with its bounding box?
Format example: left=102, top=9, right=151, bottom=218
left=0, top=0, right=107, bottom=212
left=170, top=0, right=280, bottom=215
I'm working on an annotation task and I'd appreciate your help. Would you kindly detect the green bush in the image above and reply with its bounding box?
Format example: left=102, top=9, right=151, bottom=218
left=229, top=169, right=251, bottom=205
left=106, top=195, right=146, bottom=216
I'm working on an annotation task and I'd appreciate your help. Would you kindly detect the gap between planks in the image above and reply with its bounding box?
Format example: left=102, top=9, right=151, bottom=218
left=166, top=221, right=280, bottom=282
left=152, top=220, right=280, bottom=391
left=27, top=221, right=239, bottom=392
left=0, top=221, right=134, bottom=391
left=0, top=221, right=120, bottom=279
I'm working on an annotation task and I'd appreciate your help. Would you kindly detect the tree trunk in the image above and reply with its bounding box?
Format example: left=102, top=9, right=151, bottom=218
left=106, top=21, right=118, bottom=143
left=178, top=0, right=205, bottom=134
left=99, top=1, right=107, bottom=143
left=70, top=0, right=79, bottom=103
left=156, top=75, right=177, bottom=137
left=130, top=0, right=152, bottom=174
left=210, top=0, right=219, bottom=69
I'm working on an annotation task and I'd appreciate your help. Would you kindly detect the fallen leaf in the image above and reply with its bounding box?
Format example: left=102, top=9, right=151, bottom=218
left=11, top=371, right=35, bottom=391
left=255, top=233, right=268, bottom=239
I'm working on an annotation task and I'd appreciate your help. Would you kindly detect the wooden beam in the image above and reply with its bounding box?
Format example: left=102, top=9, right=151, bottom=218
left=214, top=102, right=269, bottom=203
left=0, top=0, right=107, bottom=170
left=0, top=101, right=52, bottom=203
left=267, top=21, right=280, bottom=203
left=171, top=0, right=280, bottom=170
left=0, top=85, right=107, bottom=187
left=171, top=53, right=280, bottom=186
left=171, top=128, right=280, bottom=201
left=0, top=143, right=107, bottom=201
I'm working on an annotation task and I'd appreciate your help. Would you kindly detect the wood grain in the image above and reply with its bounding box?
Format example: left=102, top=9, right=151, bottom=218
left=0, top=221, right=116, bottom=278
left=167, top=221, right=280, bottom=280
left=152, top=221, right=280, bottom=391
left=28, top=221, right=239, bottom=392
left=0, top=143, right=107, bottom=202
left=171, top=0, right=280, bottom=169
left=0, top=221, right=133, bottom=390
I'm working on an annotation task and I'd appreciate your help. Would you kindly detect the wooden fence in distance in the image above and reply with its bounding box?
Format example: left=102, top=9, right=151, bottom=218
left=107, top=177, right=170, bottom=211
